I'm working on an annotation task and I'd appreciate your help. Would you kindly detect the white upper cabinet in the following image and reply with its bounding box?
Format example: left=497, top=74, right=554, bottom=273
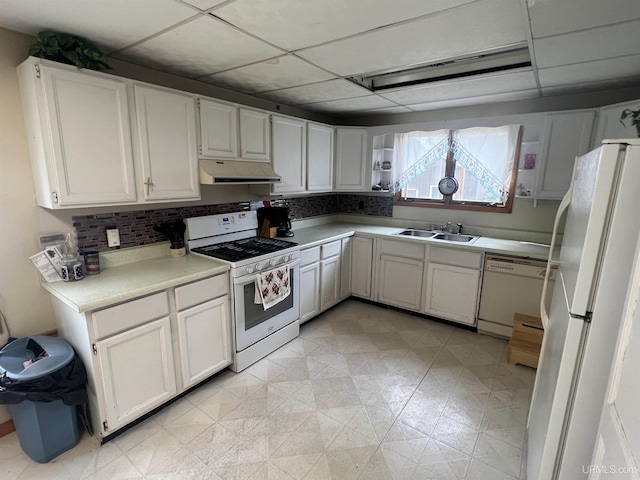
left=271, top=115, right=306, bottom=194
left=17, top=58, right=137, bottom=208
left=592, top=99, right=640, bottom=147
left=335, top=127, right=368, bottom=191
left=533, top=110, right=596, bottom=200
left=133, top=84, right=199, bottom=202
left=307, top=122, right=334, bottom=192
left=239, top=108, right=271, bottom=162
left=198, top=98, right=238, bottom=158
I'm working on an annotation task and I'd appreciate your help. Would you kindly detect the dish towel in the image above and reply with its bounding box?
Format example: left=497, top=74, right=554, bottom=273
left=254, top=265, right=290, bottom=310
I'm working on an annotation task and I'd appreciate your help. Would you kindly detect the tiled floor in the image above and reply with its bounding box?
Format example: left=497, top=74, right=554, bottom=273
left=1, top=300, right=535, bottom=479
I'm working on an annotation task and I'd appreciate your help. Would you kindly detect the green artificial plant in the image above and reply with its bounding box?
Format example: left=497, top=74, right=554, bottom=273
left=28, top=31, right=111, bottom=71
left=620, top=107, right=640, bottom=137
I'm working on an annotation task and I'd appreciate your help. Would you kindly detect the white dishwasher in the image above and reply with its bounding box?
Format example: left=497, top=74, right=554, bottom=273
left=478, top=254, right=556, bottom=338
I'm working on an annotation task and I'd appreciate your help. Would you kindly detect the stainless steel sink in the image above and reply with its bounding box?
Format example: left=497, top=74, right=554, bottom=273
left=394, top=229, right=435, bottom=238
left=432, top=233, right=478, bottom=243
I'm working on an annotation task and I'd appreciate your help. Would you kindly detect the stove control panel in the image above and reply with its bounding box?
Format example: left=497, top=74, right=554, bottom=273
left=241, top=250, right=299, bottom=275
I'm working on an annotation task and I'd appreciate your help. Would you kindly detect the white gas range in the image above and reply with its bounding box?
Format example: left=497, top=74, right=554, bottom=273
left=185, top=211, right=300, bottom=372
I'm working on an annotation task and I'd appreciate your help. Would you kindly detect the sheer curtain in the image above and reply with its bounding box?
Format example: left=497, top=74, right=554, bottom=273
left=390, top=129, right=449, bottom=194
left=452, top=125, right=520, bottom=203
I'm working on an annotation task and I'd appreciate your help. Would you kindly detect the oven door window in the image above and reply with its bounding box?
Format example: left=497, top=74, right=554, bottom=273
left=242, top=274, right=294, bottom=331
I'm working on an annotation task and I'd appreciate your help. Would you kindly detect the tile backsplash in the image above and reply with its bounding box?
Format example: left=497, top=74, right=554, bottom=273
left=74, top=194, right=393, bottom=252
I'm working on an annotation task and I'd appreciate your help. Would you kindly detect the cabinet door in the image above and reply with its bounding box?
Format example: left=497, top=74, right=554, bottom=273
left=272, top=115, right=306, bottom=194
left=377, top=254, right=423, bottom=311
left=134, top=85, right=199, bottom=201
left=239, top=108, right=270, bottom=161
left=198, top=98, right=238, bottom=158
left=40, top=65, right=136, bottom=206
left=176, top=295, right=232, bottom=389
left=340, top=237, right=352, bottom=299
left=307, top=122, right=334, bottom=192
left=335, top=128, right=368, bottom=191
left=96, top=317, right=176, bottom=433
left=351, top=236, right=374, bottom=299
left=592, top=99, right=640, bottom=147
left=534, top=110, right=596, bottom=199
left=300, top=262, right=321, bottom=324
left=321, top=256, right=341, bottom=311
left=425, top=263, right=480, bottom=326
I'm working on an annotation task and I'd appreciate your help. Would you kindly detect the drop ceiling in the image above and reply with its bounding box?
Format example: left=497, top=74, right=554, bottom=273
left=1, top=0, right=639, bottom=119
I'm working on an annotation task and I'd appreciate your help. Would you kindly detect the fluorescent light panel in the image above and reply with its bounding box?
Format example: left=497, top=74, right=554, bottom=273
left=348, top=45, right=532, bottom=91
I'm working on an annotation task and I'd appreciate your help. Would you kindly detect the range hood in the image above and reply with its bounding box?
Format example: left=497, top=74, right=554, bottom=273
left=199, top=160, right=281, bottom=184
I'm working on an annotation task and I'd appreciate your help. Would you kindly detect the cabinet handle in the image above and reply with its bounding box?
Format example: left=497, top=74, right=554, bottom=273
left=144, top=177, right=154, bottom=196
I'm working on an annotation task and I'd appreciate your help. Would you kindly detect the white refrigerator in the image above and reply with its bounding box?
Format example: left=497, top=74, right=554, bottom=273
left=527, top=139, right=640, bottom=479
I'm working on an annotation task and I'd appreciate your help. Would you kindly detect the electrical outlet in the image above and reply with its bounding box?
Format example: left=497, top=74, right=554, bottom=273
left=106, top=228, right=120, bottom=247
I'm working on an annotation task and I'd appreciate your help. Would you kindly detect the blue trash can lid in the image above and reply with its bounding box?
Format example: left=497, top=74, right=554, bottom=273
left=0, top=336, right=75, bottom=380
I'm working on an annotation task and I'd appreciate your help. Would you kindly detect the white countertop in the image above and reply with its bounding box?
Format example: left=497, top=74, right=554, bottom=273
left=285, top=222, right=553, bottom=261
left=42, top=251, right=229, bottom=313
left=39, top=221, right=552, bottom=313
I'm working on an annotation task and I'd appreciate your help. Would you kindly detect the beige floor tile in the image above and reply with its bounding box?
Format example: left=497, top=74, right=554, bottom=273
left=2, top=299, right=532, bottom=480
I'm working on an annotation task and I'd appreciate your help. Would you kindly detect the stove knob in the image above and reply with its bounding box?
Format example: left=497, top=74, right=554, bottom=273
left=269, top=258, right=276, bottom=267
left=256, top=262, right=264, bottom=271
left=281, top=255, right=288, bottom=263
left=245, top=265, right=254, bottom=274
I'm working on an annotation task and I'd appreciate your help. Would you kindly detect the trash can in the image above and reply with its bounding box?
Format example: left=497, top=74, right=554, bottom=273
left=0, top=336, right=87, bottom=463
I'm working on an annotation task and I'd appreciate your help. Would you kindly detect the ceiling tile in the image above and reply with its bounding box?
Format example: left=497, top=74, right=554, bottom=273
left=213, top=0, right=476, bottom=51
left=257, top=79, right=371, bottom=104
left=181, top=0, right=227, bottom=11
left=303, top=95, right=399, bottom=114
left=407, top=89, right=539, bottom=111
left=528, top=0, right=640, bottom=38
left=296, top=0, right=527, bottom=76
left=379, top=69, right=537, bottom=104
left=199, top=55, right=337, bottom=93
left=534, top=20, right=640, bottom=68
left=0, top=0, right=196, bottom=53
left=538, top=55, right=640, bottom=88
left=114, top=16, right=282, bottom=77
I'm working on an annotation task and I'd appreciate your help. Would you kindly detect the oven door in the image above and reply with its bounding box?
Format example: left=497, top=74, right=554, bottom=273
left=233, top=260, right=300, bottom=351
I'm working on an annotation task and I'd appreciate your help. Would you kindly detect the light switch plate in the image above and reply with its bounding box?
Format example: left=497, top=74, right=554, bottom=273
left=106, top=228, right=120, bottom=247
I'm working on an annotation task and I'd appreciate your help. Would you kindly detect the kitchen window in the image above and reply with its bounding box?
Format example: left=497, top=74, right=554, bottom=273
left=392, top=125, right=523, bottom=213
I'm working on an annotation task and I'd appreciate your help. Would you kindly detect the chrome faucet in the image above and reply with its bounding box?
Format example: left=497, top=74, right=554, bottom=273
left=457, top=223, right=463, bottom=234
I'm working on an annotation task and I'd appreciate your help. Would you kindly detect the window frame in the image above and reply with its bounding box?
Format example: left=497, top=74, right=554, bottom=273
left=393, top=126, right=523, bottom=213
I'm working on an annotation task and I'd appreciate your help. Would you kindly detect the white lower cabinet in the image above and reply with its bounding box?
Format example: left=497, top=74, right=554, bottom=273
left=376, top=239, right=426, bottom=312
left=51, top=272, right=230, bottom=439
left=424, top=264, right=480, bottom=325
left=321, top=255, right=340, bottom=310
left=300, top=261, right=321, bottom=324
left=424, top=247, right=483, bottom=326
left=96, top=317, right=176, bottom=433
left=176, top=296, right=231, bottom=389
left=378, top=255, right=424, bottom=311
left=340, top=237, right=352, bottom=299
left=351, top=236, right=374, bottom=299
left=299, top=239, right=345, bottom=324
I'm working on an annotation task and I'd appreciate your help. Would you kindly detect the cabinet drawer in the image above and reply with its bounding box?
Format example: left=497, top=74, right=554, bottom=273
left=321, top=240, right=341, bottom=259
left=175, top=274, right=228, bottom=311
left=300, top=246, right=320, bottom=266
left=429, top=247, right=482, bottom=269
left=379, top=239, right=425, bottom=260
left=92, top=291, right=169, bottom=340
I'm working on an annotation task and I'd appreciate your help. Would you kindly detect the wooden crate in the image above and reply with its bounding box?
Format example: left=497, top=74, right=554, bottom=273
left=508, top=313, right=544, bottom=368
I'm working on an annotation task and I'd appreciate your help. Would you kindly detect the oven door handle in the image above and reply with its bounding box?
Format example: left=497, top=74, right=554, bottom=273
left=233, top=259, right=300, bottom=285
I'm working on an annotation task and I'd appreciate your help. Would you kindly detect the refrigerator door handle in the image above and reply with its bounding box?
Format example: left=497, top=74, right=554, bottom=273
left=540, top=184, right=572, bottom=329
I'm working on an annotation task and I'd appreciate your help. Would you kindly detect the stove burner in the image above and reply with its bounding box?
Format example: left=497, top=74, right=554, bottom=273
left=192, top=236, right=297, bottom=262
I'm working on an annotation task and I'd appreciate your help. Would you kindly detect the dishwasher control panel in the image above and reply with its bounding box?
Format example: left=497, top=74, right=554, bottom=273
left=485, top=256, right=557, bottom=281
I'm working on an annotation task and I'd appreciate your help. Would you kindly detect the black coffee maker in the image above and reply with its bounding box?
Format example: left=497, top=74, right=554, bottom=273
left=257, top=206, right=294, bottom=237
